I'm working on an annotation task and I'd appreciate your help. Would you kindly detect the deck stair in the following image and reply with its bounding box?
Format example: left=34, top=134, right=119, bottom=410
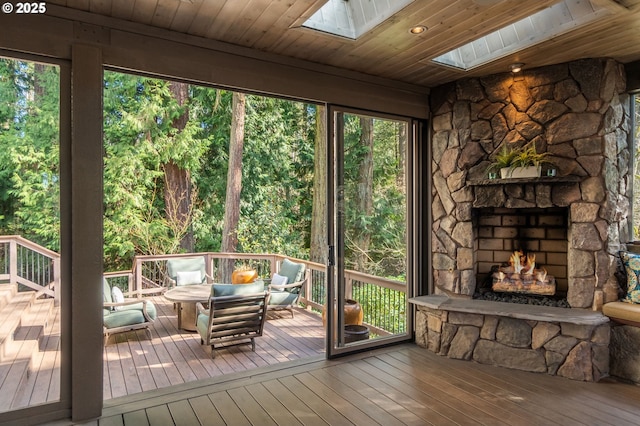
left=0, top=284, right=56, bottom=411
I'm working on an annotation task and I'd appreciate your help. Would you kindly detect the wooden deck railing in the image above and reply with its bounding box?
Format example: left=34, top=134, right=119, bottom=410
left=0, top=235, right=405, bottom=335
left=0, top=235, right=61, bottom=303
left=106, top=252, right=406, bottom=337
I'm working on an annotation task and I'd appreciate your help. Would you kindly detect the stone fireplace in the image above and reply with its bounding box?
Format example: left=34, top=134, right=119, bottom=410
left=430, top=58, right=631, bottom=309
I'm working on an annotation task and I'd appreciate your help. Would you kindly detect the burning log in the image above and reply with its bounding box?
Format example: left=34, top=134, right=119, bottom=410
left=508, top=250, right=536, bottom=275
left=493, top=250, right=555, bottom=295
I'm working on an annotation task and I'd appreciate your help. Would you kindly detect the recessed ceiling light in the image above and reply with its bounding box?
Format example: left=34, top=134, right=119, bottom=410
left=409, top=25, right=427, bottom=35
left=510, top=63, right=524, bottom=73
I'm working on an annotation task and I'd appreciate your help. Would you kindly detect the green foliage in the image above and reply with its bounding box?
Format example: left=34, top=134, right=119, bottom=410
left=0, top=61, right=410, bottom=335
left=634, top=95, right=640, bottom=240
left=511, top=143, right=552, bottom=168
left=342, top=114, right=407, bottom=279
left=101, top=73, right=318, bottom=269
left=487, top=142, right=553, bottom=176
left=103, top=72, right=205, bottom=268
left=353, top=283, right=406, bottom=334
left=0, top=63, right=408, bottom=291
left=486, top=144, right=521, bottom=173
left=0, top=59, right=60, bottom=250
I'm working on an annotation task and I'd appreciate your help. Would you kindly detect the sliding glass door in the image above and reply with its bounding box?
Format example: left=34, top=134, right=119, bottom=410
left=0, top=53, right=67, bottom=420
left=327, top=107, right=414, bottom=357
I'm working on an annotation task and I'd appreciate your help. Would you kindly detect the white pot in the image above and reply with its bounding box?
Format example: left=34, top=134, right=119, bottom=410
left=500, top=166, right=541, bottom=179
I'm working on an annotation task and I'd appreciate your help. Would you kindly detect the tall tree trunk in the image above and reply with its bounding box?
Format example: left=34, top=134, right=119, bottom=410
left=397, top=122, right=407, bottom=192
left=310, top=105, right=328, bottom=265
left=164, top=81, right=194, bottom=252
left=163, top=162, right=192, bottom=250
left=219, top=92, right=246, bottom=282
left=33, top=63, right=45, bottom=101
left=354, top=117, right=374, bottom=271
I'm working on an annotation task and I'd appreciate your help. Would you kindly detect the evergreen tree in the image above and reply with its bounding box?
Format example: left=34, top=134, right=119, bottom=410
left=0, top=59, right=60, bottom=250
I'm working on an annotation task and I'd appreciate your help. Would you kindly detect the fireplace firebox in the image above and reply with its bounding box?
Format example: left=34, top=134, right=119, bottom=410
left=474, top=207, right=568, bottom=297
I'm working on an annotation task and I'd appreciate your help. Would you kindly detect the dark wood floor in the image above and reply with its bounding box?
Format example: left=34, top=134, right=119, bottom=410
left=56, top=343, right=640, bottom=426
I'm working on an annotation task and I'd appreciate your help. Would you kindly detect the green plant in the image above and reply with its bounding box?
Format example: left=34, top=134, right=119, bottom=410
left=234, top=261, right=257, bottom=272
left=487, top=143, right=553, bottom=175
left=486, top=144, right=520, bottom=174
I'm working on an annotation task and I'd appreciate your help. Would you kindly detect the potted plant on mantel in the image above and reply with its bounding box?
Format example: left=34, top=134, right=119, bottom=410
left=487, top=143, right=554, bottom=179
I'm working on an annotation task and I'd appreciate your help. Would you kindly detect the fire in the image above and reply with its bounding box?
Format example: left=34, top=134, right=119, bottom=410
left=493, top=249, right=554, bottom=296
left=508, top=249, right=535, bottom=275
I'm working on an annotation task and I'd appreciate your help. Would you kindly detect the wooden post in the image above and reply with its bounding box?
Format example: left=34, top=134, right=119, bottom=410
left=52, top=256, right=61, bottom=306
left=127, top=271, right=133, bottom=296
left=205, top=253, right=214, bottom=282
left=9, top=239, right=17, bottom=286
left=135, top=257, right=143, bottom=297
left=345, top=271, right=353, bottom=300
left=70, top=42, right=104, bottom=422
left=303, top=267, right=313, bottom=311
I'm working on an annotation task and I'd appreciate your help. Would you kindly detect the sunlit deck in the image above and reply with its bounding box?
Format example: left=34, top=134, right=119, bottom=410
left=103, top=295, right=326, bottom=400
left=0, top=291, right=325, bottom=413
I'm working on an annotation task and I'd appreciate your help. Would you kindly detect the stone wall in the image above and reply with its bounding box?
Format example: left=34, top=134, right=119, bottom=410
left=430, top=58, right=630, bottom=307
left=610, top=324, right=640, bottom=383
left=416, top=305, right=610, bottom=381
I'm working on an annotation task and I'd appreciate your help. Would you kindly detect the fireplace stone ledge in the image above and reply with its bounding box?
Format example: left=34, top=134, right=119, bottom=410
left=410, top=295, right=609, bottom=325
left=410, top=296, right=610, bottom=381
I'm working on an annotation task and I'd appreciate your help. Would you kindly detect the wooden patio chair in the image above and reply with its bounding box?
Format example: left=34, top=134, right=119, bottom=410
left=195, top=281, right=269, bottom=357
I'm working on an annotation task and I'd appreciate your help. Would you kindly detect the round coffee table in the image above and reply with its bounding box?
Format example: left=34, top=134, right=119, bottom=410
left=164, top=284, right=212, bottom=331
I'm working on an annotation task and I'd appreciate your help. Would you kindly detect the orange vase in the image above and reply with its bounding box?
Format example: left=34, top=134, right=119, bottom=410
left=322, top=299, right=363, bottom=326
left=231, top=269, right=258, bottom=284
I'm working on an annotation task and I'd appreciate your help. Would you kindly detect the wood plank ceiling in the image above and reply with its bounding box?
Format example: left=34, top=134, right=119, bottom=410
left=45, top=0, right=640, bottom=88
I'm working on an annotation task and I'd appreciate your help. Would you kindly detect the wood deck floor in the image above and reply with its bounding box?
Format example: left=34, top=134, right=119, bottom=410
left=59, top=343, right=640, bottom=426
left=103, top=295, right=326, bottom=400
left=9, top=294, right=640, bottom=425
left=1, top=293, right=325, bottom=413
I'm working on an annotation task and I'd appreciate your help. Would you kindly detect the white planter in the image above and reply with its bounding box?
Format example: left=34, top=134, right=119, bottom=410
left=500, top=166, right=541, bottom=179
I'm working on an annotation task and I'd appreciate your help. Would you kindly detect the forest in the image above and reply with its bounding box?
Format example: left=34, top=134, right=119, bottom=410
left=0, top=58, right=408, bottom=281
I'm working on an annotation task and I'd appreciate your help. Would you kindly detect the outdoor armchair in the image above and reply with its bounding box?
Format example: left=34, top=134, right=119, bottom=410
left=166, top=256, right=211, bottom=287
left=195, top=280, right=269, bottom=357
left=103, top=278, right=156, bottom=345
left=265, top=258, right=308, bottom=318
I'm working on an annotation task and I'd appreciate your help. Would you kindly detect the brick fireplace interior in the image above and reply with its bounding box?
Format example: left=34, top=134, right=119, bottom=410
left=474, top=207, right=568, bottom=297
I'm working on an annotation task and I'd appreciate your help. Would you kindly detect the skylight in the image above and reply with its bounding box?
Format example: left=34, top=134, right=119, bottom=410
left=429, top=0, right=611, bottom=71
left=302, top=0, right=414, bottom=40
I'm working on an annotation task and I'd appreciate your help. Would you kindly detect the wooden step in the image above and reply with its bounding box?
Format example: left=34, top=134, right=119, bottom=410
left=16, top=298, right=55, bottom=350
left=0, top=284, right=18, bottom=312
left=11, top=300, right=61, bottom=409
left=0, top=339, right=38, bottom=411
left=1, top=296, right=56, bottom=410
left=0, top=291, right=35, bottom=362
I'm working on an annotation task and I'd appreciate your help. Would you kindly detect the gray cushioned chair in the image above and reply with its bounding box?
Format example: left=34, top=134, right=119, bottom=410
left=265, top=258, right=308, bottom=318
left=166, top=256, right=210, bottom=287
left=195, top=280, right=269, bottom=357
left=103, top=279, right=156, bottom=345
